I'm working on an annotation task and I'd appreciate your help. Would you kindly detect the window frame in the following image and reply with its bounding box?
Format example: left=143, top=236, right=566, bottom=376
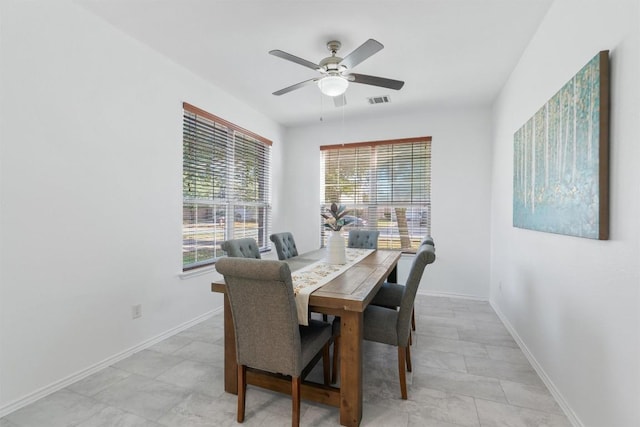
left=320, top=136, right=432, bottom=252
left=182, top=102, right=272, bottom=270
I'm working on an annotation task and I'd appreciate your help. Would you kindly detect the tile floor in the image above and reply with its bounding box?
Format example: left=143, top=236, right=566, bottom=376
left=1, top=295, right=572, bottom=426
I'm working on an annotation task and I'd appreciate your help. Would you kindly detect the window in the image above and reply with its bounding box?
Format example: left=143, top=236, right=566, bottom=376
left=320, top=137, right=431, bottom=251
left=183, top=102, right=271, bottom=270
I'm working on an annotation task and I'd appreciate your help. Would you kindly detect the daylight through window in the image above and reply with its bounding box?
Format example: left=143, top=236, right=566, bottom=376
left=320, top=137, right=431, bottom=251
left=183, top=102, right=272, bottom=270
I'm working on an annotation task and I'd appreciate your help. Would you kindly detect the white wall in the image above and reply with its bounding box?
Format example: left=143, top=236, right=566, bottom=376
left=490, top=0, right=640, bottom=426
left=281, top=106, right=493, bottom=299
left=0, top=1, right=283, bottom=412
left=10, top=2, right=637, bottom=424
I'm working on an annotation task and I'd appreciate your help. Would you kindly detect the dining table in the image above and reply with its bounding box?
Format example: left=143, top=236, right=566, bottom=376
left=211, top=247, right=401, bottom=427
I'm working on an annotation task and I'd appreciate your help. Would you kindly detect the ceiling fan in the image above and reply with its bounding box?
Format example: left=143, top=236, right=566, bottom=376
left=269, top=39, right=404, bottom=106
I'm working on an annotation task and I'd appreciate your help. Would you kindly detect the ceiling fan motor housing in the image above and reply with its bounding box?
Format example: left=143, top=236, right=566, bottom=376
left=320, top=57, right=345, bottom=73
left=320, top=41, right=345, bottom=73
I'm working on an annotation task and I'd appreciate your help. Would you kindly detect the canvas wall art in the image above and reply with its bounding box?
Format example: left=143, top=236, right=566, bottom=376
left=513, top=51, right=609, bottom=239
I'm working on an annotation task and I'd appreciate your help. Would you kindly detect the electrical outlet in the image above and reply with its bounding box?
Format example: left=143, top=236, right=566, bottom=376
left=132, top=304, right=142, bottom=319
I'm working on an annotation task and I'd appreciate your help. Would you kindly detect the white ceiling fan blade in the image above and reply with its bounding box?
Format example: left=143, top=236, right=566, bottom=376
left=348, top=73, right=405, bottom=90
left=340, top=39, right=384, bottom=70
left=272, top=78, right=319, bottom=96
left=269, top=50, right=320, bottom=71
left=334, top=94, right=347, bottom=107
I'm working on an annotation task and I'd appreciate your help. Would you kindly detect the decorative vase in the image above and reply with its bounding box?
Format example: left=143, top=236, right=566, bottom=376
left=326, top=230, right=347, bottom=264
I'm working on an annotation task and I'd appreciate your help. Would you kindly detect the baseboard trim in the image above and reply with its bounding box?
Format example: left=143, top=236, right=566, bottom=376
left=489, top=301, right=582, bottom=427
left=0, top=307, right=222, bottom=418
left=417, top=289, right=488, bottom=301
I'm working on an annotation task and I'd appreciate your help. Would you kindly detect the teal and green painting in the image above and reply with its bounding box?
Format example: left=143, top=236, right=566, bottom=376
left=513, top=51, right=609, bottom=239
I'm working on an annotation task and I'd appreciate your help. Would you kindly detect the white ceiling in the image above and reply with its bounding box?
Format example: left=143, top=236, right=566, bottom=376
left=80, top=0, right=554, bottom=127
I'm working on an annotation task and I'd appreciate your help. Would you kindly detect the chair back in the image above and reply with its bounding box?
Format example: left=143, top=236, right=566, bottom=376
left=215, top=257, right=303, bottom=376
left=347, top=230, right=380, bottom=249
left=269, top=232, right=299, bottom=260
left=221, top=238, right=261, bottom=259
left=421, top=236, right=435, bottom=248
left=396, top=242, right=436, bottom=345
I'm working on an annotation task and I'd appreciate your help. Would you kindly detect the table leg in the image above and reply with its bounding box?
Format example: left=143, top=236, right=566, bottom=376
left=387, top=264, right=397, bottom=284
left=339, top=310, right=363, bottom=426
left=223, top=294, right=238, bottom=394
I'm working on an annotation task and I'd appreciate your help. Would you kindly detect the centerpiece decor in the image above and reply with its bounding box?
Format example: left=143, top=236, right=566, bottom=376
left=321, top=203, right=351, bottom=264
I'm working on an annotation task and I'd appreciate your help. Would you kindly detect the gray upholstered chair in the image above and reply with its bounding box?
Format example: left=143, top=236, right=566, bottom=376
left=327, top=230, right=380, bottom=382
left=220, top=237, right=261, bottom=259
left=347, top=230, right=380, bottom=249
left=364, top=242, right=436, bottom=399
left=421, top=236, right=435, bottom=247
left=330, top=238, right=435, bottom=384
left=270, top=232, right=299, bottom=260
left=329, top=230, right=382, bottom=383
left=215, top=257, right=332, bottom=426
left=371, top=237, right=436, bottom=332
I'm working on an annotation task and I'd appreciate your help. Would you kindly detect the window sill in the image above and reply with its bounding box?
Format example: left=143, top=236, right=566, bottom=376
left=179, top=265, right=219, bottom=280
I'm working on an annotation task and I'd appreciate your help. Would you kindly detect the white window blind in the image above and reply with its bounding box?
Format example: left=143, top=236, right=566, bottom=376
left=320, top=137, right=431, bottom=251
left=183, top=102, right=272, bottom=270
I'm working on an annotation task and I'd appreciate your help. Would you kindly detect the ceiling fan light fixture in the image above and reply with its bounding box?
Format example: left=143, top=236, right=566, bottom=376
left=318, top=75, right=349, bottom=97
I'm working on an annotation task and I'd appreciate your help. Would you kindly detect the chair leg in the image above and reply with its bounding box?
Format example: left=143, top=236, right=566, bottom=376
left=322, top=342, right=331, bottom=385
left=292, top=376, right=301, bottom=427
left=237, top=365, right=246, bottom=422
left=397, top=347, right=408, bottom=399
left=331, top=335, right=340, bottom=384
left=411, top=308, right=416, bottom=331
left=406, top=340, right=412, bottom=372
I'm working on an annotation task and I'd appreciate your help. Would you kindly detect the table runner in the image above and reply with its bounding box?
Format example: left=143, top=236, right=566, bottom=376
left=292, top=248, right=375, bottom=325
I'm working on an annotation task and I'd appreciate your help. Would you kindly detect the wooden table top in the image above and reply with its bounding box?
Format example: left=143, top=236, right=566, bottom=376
left=211, top=248, right=401, bottom=314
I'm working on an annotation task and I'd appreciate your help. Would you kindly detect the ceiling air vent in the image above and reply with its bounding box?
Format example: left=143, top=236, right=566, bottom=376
left=367, top=95, right=391, bottom=105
